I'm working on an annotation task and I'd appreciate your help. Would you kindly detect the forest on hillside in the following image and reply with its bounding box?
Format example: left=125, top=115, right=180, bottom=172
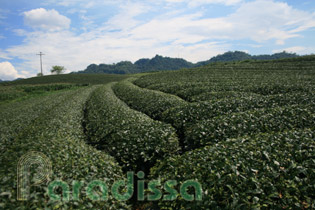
left=76, top=51, right=299, bottom=74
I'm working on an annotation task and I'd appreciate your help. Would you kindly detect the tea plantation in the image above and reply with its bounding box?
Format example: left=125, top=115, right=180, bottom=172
left=0, top=56, right=314, bottom=209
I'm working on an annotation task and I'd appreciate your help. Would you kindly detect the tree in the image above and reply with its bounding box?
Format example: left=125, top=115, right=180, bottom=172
left=37, top=73, right=43, bottom=77
left=51, top=66, right=65, bottom=74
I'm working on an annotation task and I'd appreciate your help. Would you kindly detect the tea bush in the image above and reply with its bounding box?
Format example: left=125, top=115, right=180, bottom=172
left=190, top=91, right=260, bottom=102
left=150, top=129, right=315, bottom=209
left=134, top=56, right=315, bottom=102
left=0, top=90, right=81, bottom=150
left=84, top=83, right=179, bottom=172
left=162, top=92, right=314, bottom=136
left=112, top=79, right=186, bottom=120
left=0, top=84, right=87, bottom=103
left=184, top=104, right=314, bottom=150
left=0, top=87, right=129, bottom=209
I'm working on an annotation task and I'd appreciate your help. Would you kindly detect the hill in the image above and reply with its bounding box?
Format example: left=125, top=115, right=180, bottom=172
left=77, top=55, right=194, bottom=74
left=1, top=54, right=314, bottom=209
left=113, top=54, right=314, bottom=209
left=195, top=51, right=299, bottom=66
left=76, top=51, right=299, bottom=74
left=1, top=73, right=129, bottom=86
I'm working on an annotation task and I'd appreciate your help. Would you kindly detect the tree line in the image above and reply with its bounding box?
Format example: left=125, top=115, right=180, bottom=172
left=76, top=51, right=299, bottom=74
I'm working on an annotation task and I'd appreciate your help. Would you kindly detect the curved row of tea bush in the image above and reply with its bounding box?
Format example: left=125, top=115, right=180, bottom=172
left=150, top=128, right=315, bottom=209
left=0, top=90, right=81, bottom=152
left=0, top=87, right=129, bottom=209
left=134, top=58, right=315, bottom=102
left=162, top=92, right=315, bottom=134
left=184, top=104, right=314, bottom=150
left=190, top=91, right=261, bottom=102
left=138, top=81, right=313, bottom=102
left=84, top=84, right=179, bottom=172
left=249, top=84, right=312, bottom=95
left=112, top=79, right=186, bottom=120
left=0, top=84, right=88, bottom=103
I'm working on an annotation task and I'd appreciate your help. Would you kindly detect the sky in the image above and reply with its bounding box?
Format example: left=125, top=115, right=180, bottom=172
left=0, top=0, right=315, bottom=80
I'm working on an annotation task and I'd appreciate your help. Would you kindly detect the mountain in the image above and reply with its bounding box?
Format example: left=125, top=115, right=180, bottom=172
left=76, top=51, right=299, bottom=74
left=77, top=55, right=194, bottom=74
left=0, top=78, right=24, bottom=84
left=195, top=51, right=299, bottom=66
left=15, top=78, right=24, bottom=81
left=0, top=79, right=8, bottom=83
left=134, top=55, right=194, bottom=72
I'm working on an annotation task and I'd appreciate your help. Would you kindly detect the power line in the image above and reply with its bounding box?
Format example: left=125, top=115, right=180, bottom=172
left=36, top=52, right=45, bottom=76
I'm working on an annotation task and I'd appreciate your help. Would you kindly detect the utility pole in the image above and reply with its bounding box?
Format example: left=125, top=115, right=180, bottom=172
left=36, top=52, right=45, bottom=76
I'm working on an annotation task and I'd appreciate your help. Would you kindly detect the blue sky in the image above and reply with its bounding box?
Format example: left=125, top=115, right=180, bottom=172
left=0, top=0, right=315, bottom=80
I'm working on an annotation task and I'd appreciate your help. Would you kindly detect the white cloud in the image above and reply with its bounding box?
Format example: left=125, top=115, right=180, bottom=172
left=0, top=50, right=11, bottom=60
left=276, top=40, right=285, bottom=45
left=165, top=0, right=242, bottom=6
left=104, top=2, right=151, bottom=31
left=224, top=0, right=311, bottom=44
left=3, top=27, right=228, bottom=76
left=0, top=62, right=25, bottom=80
left=2, top=0, right=315, bottom=77
left=43, top=0, right=118, bottom=7
left=23, top=8, right=71, bottom=31
left=13, top=29, right=28, bottom=36
left=128, top=0, right=315, bottom=46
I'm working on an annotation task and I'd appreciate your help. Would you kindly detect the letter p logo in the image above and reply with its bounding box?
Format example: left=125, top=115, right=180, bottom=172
left=17, top=151, right=52, bottom=201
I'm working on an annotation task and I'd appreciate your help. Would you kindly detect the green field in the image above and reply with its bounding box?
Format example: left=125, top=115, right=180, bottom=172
left=0, top=56, right=314, bottom=209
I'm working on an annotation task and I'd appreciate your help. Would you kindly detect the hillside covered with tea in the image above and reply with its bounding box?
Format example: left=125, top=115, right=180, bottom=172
left=0, top=55, right=314, bottom=209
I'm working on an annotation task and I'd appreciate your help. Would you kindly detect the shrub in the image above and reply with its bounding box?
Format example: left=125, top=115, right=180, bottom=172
left=0, top=87, right=129, bottom=209
left=162, top=92, right=314, bottom=134
left=184, top=104, right=314, bottom=150
left=150, top=129, right=315, bottom=209
left=84, top=83, right=180, bottom=172
left=112, top=79, right=186, bottom=120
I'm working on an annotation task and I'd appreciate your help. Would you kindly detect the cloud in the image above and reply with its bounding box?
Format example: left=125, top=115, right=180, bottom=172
left=0, top=49, right=11, bottom=60
left=104, top=2, right=150, bottom=31
left=3, top=27, right=228, bottom=77
left=128, top=0, right=315, bottom=46
left=165, top=0, right=242, bottom=6
left=23, top=8, right=71, bottom=31
left=3, top=0, right=315, bottom=77
left=224, top=0, right=313, bottom=44
left=43, top=0, right=118, bottom=7
left=0, top=62, right=25, bottom=80
left=13, top=29, right=28, bottom=36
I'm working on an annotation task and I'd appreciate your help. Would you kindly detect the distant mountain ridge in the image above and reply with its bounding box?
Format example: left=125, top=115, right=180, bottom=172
left=76, top=51, right=299, bottom=74
left=195, top=51, right=299, bottom=66
left=0, top=78, right=23, bottom=83
left=77, top=55, right=194, bottom=74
